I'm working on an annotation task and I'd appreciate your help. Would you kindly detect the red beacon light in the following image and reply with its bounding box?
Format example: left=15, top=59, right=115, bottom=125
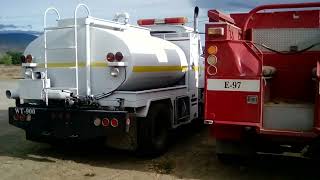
left=26, top=54, right=33, bottom=63
left=164, top=17, right=188, bottom=25
left=137, top=17, right=188, bottom=26
left=106, top=53, right=115, bottom=62
left=115, top=52, right=123, bottom=61
left=137, top=19, right=155, bottom=26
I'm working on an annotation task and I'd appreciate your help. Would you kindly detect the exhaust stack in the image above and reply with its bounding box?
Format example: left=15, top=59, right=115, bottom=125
left=194, top=6, right=199, bottom=33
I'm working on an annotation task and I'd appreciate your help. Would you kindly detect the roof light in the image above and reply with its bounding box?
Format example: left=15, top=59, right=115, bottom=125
left=137, top=19, right=155, bottom=26
left=137, top=17, right=188, bottom=26
left=164, top=17, right=188, bottom=25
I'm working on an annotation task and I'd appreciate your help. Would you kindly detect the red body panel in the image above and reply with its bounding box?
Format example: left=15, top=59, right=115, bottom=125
left=206, top=23, right=241, bottom=41
left=264, top=52, right=319, bottom=101
left=205, top=39, right=263, bottom=140
left=208, top=10, right=236, bottom=24
left=229, top=10, right=320, bottom=29
left=205, top=3, right=320, bottom=142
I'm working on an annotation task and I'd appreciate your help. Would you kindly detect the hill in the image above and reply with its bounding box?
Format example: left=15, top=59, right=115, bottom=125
left=0, top=33, right=37, bottom=54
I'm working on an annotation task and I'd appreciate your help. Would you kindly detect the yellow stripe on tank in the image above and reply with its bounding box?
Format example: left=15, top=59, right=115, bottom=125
left=36, top=62, right=191, bottom=72
left=132, top=66, right=188, bottom=73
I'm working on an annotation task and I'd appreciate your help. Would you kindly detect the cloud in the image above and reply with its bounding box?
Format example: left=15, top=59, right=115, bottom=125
left=0, top=24, right=32, bottom=30
left=0, top=24, right=19, bottom=29
left=190, top=0, right=312, bottom=12
left=227, top=2, right=255, bottom=9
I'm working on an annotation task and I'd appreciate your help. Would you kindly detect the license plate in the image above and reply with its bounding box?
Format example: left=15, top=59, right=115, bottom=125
left=14, top=107, right=36, bottom=115
left=207, top=79, right=260, bottom=92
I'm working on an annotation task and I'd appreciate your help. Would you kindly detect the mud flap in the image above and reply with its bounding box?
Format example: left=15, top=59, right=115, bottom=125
left=104, top=115, right=138, bottom=151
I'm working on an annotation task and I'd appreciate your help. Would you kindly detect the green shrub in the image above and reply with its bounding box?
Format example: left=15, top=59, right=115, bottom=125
left=0, top=54, right=13, bottom=65
left=6, top=51, right=23, bottom=65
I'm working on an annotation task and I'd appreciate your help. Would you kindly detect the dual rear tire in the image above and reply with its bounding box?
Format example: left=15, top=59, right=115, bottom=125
left=137, top=103, right=171, bottom=156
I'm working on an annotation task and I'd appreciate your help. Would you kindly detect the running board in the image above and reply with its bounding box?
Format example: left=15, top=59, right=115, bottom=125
left=259, top=129, right=317, bottom=138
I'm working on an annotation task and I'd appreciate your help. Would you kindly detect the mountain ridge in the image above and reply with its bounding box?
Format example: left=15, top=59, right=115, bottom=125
left=0, top=33, right=37, bottom=54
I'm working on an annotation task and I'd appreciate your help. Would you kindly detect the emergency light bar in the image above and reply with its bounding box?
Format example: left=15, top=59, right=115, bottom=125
left=137, top=17, right=188, bottom=26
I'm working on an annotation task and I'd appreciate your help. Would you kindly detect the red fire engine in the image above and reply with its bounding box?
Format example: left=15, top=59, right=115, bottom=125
left=204, top=2, right=320, bottom=159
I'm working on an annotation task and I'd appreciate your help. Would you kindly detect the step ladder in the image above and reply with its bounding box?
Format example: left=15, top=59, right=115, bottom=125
left=43, top=4, right=91, bottom=105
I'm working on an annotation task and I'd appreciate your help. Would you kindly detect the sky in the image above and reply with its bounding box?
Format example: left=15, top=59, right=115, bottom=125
left=0, top=0, right=314, bottom=33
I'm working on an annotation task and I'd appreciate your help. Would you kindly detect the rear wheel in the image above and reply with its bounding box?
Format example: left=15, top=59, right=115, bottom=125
left=137, top=103, right=171, bottom=156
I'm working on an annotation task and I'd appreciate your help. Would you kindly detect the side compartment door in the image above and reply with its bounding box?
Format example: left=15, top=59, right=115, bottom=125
left=204, top=41, right=263, bottom=126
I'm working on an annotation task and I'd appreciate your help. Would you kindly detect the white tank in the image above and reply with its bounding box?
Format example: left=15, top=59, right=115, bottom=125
left=25, top=17, right=188, bottom=96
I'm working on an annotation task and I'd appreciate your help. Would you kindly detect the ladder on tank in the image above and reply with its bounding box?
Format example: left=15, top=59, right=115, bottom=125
left=43, top=4, right=91, bottom=105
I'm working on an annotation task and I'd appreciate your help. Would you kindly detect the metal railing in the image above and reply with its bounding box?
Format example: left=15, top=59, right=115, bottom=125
left=43, top=4, right=91, bottom=105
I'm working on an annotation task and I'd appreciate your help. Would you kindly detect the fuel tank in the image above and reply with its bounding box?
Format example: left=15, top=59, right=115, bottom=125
left=25, top=17, right=188, bottom=96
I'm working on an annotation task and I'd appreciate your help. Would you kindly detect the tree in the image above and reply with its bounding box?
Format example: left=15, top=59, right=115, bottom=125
left=6, top=51, right=23, bottom=65
left=0, top=54, right=13, bottom=65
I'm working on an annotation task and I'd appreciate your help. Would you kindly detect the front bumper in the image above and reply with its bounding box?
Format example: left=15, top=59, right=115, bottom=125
left=9, top=107, right=130, bottom=141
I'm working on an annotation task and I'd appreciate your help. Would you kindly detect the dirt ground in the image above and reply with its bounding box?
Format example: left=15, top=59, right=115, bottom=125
left=0, top=67, right=319, bottom=180
left=0, top=65, right=21, bottom=80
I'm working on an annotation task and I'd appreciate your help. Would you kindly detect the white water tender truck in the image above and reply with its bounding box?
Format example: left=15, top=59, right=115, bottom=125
left=6, top=4, right=204, bottom=155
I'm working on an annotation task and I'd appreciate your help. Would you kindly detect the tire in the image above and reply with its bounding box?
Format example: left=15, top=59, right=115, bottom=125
left=137, top=103, right=171, bottom=156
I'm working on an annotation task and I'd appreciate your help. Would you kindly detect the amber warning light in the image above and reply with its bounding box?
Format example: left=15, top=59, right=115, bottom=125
left=207, top=27, right=224, bottom=36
